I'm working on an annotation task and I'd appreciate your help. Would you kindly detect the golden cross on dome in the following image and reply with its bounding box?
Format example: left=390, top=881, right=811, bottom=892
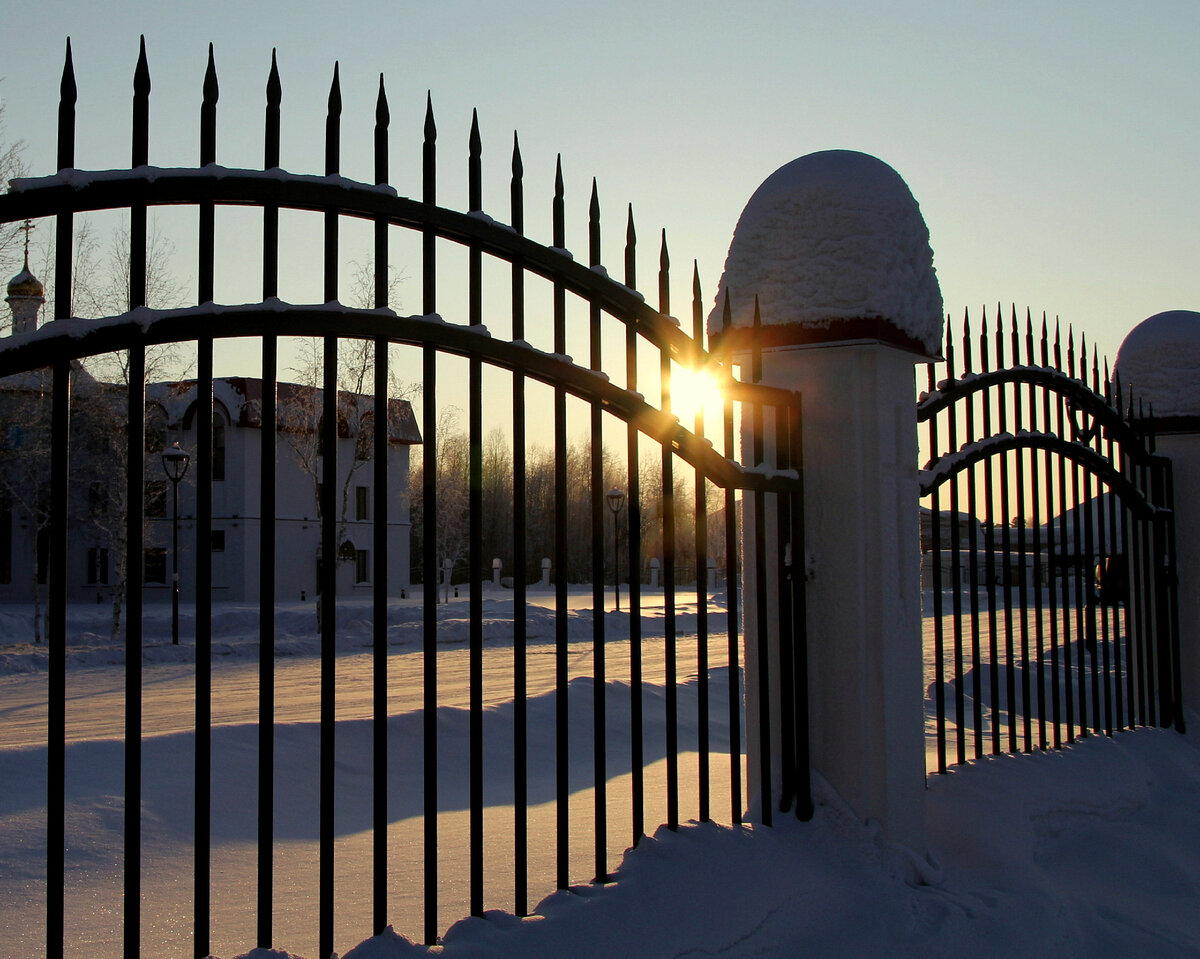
left=18, top=220, right=34, bottom=267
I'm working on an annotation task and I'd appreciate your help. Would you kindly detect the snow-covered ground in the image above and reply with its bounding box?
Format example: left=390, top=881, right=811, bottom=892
left=1, top=589, right=1198, bottom=957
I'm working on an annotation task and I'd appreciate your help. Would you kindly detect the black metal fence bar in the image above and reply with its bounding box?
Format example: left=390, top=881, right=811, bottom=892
left=372, top=73, right=392, bottom=938
left=625, top=214, right=645, bottom=846
left=551, top=157, right=570, bottom=893
left=46, top=46, right=75, bottom=959
left=588, top=180, right=609, bottom=883
left=658, top=234, right=680, bottom=832
left=468, top=110, right=485, bottom=919
left=721, top=301, right=743, bottom=824
left=510, top=133, right=530, bottom=916
left=774, top=393, right=797, bottom=809
left=258, top=50, right=281, bottom=949
left=691, top=267, right=710, bottom=824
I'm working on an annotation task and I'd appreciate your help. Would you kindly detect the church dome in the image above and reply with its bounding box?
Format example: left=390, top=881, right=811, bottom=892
left=7, top=264, right=45, bottom=300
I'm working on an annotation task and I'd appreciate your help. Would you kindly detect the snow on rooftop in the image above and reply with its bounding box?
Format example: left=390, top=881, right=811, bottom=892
left=1113, top=309, right=1200, bottom=418
left=708, top=150, right=944, bottom=353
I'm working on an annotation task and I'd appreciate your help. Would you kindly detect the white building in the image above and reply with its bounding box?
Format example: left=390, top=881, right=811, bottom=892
left=0, top=259, right=422, bottom=605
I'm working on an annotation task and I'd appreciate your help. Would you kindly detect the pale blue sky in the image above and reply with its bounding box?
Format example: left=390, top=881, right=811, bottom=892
left=2, top=0, right=1197, bottom=373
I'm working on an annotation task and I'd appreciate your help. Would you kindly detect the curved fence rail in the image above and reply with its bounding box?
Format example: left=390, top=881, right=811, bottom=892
left=0, top=40, right=809, bottom=959
left=918, top=307, right=1183, bottom=776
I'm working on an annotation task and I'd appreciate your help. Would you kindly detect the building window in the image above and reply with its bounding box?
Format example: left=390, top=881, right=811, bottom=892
left=212, top=416, right=226, bottom=482
left=355, top=548, right=370, bottom=584
left=145, top=480, right=168, bottom=518
left=211, top=529, right=226, bottom=552
left=144, top=548, right=167, bottom=585
left=87, top=547, right=110, bottom=585
left=355, top=485, right=369, bottom=521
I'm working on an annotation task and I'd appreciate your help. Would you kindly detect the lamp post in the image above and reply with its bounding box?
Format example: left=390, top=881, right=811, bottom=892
left=605, top=488, right=625, bottom=611
left=161, top=442, right=190, bottom=645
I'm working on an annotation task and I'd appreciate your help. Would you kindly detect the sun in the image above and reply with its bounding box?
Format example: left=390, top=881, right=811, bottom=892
left=670, top=365, right=725, bottom=432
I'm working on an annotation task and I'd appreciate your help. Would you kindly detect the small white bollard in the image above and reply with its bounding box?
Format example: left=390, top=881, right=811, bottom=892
left=492, top=557, right=502, bottom=587
left=540, top=557, right=551, bottom=588
left=648, top=557, right=660, bottom=589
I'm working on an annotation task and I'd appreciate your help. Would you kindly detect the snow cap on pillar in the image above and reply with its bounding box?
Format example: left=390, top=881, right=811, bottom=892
left=709, top=150, right=944, bottom=356
left=1113, top=310, right=1200, bottom=424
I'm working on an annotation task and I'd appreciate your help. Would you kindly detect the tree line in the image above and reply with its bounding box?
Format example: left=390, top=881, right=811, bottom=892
left=407, top=415, right=732, bottom=588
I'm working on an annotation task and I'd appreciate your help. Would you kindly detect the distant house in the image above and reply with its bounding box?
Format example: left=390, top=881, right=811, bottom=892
left=0, top=259, right=422, bottom=605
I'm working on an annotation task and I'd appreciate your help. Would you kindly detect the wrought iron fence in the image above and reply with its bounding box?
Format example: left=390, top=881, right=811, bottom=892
left=0, top=40, right=809, bottom=958
left=918, top=307, right=1183, bottom=774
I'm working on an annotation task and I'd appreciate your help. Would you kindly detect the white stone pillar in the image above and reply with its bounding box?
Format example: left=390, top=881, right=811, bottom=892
left=1113, top=310, right=1200, bottom=722
left=711, top=150, right=944, bottom=850
left=740, top=341, right=928, bottom=849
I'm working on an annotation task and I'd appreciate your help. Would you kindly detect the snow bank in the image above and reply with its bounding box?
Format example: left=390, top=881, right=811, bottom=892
left=1113, top=309, right=1200, bottom=417
left=708, top=150, right=944, bottom=353
left=310, top=726, right=1200, bottom=959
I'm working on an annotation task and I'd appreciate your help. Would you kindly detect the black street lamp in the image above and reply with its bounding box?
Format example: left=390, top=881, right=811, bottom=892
left=605, top=488, right=625, bottom=611
left=161, top=442, right=190, bottom=645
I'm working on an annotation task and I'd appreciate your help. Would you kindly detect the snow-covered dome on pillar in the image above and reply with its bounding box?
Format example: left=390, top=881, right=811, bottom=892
left=708, top=150, right=944, bottom=355
left=1113, top=310, right=1200, bottom=420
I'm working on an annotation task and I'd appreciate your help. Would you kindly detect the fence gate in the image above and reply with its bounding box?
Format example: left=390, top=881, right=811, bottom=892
left=0, top=41, right=808, bottom=958
left=918, top=307, right=1184, bottom=774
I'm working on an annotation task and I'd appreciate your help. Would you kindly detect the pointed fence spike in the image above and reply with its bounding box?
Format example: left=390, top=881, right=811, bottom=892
left=374, top=74, right=389, bottom=186
left=980, top=308, right=991, bottom=373
left=265, top=50, right=282, bottom=170
left=509, top=132, right=524, bottom=235
left=200, top=44, right=219, bottom=167
left=468, top=109, right=482, bottom=213
left=203, top=43, right=219, bottom=104
left=962, top=308, right=973, bottom=373
left=588, top=178, right=601, bottom=267
left=328, top=62, right=342, bottom=116
left=132, top=36, right=151, bottom=167
left=624, top=204, right=636, bottom=289
left=424, top=91, right=437, bottom=143
left=267, top=49, right=282, bottom=106
left=376, top=74, right=390, bottom=127
left=58, top=39, right=77, bottom=171
left=325, top=63, right=341, bottom=177
left=135, top=35, right=151, bottom=96
left=61, top=38, right=77, bottom=101
left=469, top=108, right=482, bottom=156
left=552, top=155, right=565, bottom=248
left=657, top=229, right=671, bottom=315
